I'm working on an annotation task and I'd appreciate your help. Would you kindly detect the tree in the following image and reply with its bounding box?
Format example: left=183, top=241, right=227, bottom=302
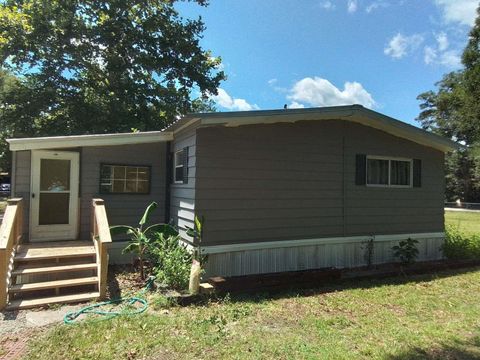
left=0, top=0, right=224, bottom=139
left=417, top=5, right=480, bottom=201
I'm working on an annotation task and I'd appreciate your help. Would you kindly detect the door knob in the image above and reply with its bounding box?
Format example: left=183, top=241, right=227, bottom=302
left=31, top=193, right=35, bottom=198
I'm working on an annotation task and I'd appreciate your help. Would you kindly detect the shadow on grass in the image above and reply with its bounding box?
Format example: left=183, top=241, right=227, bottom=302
left=387, top=336, right=480, bottom=360
left=207, top=265, right=480, bottom=306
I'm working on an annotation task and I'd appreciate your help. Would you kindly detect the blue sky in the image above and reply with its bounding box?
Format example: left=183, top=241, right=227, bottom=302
left=176, top=0, right=478, bottom=126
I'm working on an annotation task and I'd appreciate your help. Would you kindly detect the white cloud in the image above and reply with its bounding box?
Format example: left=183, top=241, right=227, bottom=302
left=437, top=49, right=461, bottom=67
left=267, top=78, right=278, bottom=85
left=320, top=1, right=335, bottom=10
left=287, top=77, right=376, bottom=109
left=435, top=32, right=449, bottom=51
left=384, top=33, right=424, bottom=59
left=347, top=0, right=358, bottom=13
left=424, top=46, right=437, bottom=64
left=289, top=101, right=305, bottom=109
left=423, top=32, right=461, bottom=68
left=434, top=0, right=477, bottom=26
left=365, top=1, right=389, bottom=13
left=213, top=88, right=259, bottom=111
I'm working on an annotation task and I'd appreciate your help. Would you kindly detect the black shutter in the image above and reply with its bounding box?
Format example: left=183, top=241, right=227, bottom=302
left=355, top=154, right=367, bottom=185
left=183, top=146, right=189, bottom=184
left=413, top=159, right=422, bottom=187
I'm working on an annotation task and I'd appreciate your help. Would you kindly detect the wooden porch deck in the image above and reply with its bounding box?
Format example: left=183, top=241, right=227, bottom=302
left=0, top=198, right=112, bottom=310
left=7, top=240, right=100, bottom=310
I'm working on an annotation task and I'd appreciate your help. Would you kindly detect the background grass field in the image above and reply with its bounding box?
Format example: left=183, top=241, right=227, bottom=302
left=445, top=210, right=480, bottom=235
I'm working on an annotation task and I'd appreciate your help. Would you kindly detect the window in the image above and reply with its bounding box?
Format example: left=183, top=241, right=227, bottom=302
left=366, top=157, right=412, bottom=187
left=100, top=165, right=150, bottom=194
left=174, top=149, right=184, bottom=183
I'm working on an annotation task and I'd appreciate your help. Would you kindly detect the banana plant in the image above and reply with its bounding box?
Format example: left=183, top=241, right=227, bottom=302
left=186, top=215, right=204, bottom=261
left=110, top=201, right=177, bottom=280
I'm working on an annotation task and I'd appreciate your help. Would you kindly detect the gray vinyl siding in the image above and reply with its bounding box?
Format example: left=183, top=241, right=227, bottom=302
left=170, top=122, right=198, bottom=242
left=12, top=150, right=31, bottom=239
left=79, top=142, right=167, bottom=239
left=343, top=122, right=444, bottom=236
left=195, top=120, right=445, bottom=246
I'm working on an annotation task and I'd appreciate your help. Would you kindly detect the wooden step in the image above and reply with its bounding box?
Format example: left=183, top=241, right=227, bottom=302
left=6, top=292, right=100, bottom=310
left=9, top=276, right=98, bottom=293
left=15, top=242, right=95, bottom=261
left=12, top=263, right=98, bottom=276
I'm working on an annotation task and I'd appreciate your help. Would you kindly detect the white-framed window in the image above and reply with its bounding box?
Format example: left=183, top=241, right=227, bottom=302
left=366, top=156, right=412, bottom=187
left=174, top=149, right=184, bottom=183
left=100, top=164, right=150, bottom=194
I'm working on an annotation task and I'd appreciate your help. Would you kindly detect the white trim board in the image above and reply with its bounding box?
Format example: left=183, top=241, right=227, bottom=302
left=8, top=131, right=173, bottom=151
left=200, top=232, right=445, bottom=255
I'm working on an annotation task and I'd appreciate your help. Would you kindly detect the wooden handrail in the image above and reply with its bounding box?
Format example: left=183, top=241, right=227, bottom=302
left=91, top=198, right=112, bottom=299
left=0, top=198, right=23, bottom=309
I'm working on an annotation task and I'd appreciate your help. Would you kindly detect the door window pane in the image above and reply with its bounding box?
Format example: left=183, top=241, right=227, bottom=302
left=39, top=193, right=69, bottom=225
left=367, top=159, right=389, bottom=185
left=40, top=159, right=70, bottom=191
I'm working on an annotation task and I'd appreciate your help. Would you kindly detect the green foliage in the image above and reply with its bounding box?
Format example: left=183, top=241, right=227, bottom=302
left=110, top=201, right=177, bottom=280
left=443, top=225, right=480, bottom=260
left=25, top=268, right=480, bottom=359
left=0, top=0, right=224, bottom=170
left=186, top=215, right=205, bottom=261
left=362, top=236, right=375, bottom=268
left=149, top=232, right=193, bottom=290
left=150, top=294, right=178, bottom=310
left=392, top=238, right=419, bottom=265
left=416, top=6, right=480, bottom=201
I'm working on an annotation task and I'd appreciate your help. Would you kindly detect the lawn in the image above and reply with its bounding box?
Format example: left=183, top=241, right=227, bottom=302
left=25, top=267, right=480, bottom=360
left=445, top=210, right=480, bottom=235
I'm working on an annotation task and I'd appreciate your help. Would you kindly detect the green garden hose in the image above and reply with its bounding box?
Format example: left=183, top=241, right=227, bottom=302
left=63, top=276, right=155, bottom=324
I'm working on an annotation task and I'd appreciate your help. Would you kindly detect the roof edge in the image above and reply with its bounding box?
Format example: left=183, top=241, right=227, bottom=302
left=175, top=105, right=457, bottom=153
left=8, top=131, right=173, bottom=151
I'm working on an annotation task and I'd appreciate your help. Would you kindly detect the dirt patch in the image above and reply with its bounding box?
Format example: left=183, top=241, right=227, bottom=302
left=0, top=328, right=39, bottom=360
left=106, top=264, right=145, bottom=299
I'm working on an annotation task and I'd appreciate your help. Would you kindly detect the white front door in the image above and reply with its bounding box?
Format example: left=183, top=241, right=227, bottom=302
left=30, top=150, right=80, bottom=241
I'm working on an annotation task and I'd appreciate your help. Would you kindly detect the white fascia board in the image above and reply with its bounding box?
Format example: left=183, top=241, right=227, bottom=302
left=172, top=118, right=200, bottom=134
left=201, top=232, right=445, bottom=254
left=7, top=131, right=173, bottom=151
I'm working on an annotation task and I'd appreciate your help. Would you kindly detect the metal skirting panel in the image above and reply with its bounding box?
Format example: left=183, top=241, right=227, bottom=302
left=108, top=241, right=134, bottom=265
left=203, top=235, right=445, bottom=278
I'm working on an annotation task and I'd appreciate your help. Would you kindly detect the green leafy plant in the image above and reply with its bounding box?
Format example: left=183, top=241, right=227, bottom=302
left=443, top=225, right=480, bottom=259
left=150, top=232, right=193, bottom=290
left=362, top=236, right=375, bottom=268
left=186, top=215, right=206, bottom=262
left=110, top=202, right=176, bottom=280
left=392, top=238, right=419, bottom=265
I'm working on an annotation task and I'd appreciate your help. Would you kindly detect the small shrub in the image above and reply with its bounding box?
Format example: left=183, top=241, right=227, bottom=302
left=362, top=236, right=375, bottom=268
left=149, top=232, right=193, bottom=290
left=443, top=225, right=480, bottom=259
left=392, top=238, right=419, bottom=265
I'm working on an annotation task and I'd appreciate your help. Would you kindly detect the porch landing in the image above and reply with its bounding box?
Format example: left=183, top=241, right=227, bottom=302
left=7, top=241, right=100, bottom=310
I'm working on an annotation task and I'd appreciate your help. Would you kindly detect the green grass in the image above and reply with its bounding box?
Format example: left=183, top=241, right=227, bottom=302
left=24, top=268, right=480, bottom=359
left=445, top=210, right=480, bottom=235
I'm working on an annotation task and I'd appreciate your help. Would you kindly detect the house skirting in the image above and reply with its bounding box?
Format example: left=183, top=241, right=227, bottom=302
left=106, top=232, right=445, bottom=278
left=201, top=232, right=445, bottom=278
